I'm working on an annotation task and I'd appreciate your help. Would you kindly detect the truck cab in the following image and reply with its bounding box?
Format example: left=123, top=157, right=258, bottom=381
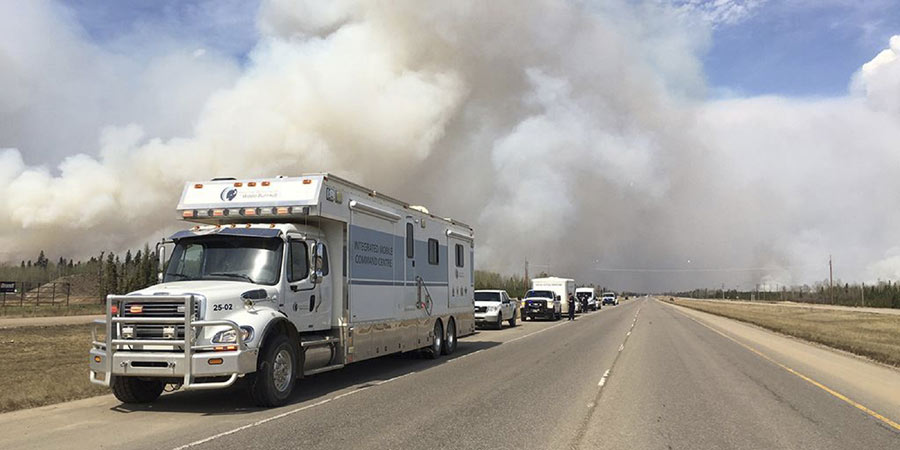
left=90, top=174, right=476, bottom=407
left=601, top=292, right=618, bottom=306
left=522, top=289, right=561, bottom=321
left=474, top=290, right=517, bottom=329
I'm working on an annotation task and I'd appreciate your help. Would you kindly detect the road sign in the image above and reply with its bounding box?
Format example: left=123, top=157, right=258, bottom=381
left=0, top=281, right=16, bottom=293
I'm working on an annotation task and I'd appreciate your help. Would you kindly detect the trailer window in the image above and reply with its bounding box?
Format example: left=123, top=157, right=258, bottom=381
left=428, top=239, right=439, bottom=265
left=289, top=241, right=309, bottom=282
left=406, top=223, right=414, bottom=259
left=455, top=244, right=464, bottom=268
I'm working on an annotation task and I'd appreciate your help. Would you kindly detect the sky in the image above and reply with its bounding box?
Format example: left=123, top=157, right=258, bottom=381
left=1, top=0, right=900, bottom=292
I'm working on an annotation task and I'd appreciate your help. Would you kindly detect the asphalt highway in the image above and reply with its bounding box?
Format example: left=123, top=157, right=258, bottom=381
left=1, top=297, right=898, bottom=449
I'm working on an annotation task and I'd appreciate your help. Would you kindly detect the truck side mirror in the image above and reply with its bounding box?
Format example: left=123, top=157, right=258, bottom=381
left=155, top=239, right=174, bottom=283
left=312, top=242, right=326, bottom=284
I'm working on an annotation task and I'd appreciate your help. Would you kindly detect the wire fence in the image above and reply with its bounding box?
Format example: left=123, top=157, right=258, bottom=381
left=0, top=281, right=72, bottom=307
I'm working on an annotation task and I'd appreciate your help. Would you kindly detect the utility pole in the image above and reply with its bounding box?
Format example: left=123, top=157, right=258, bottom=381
left=721, top=283, right=725, bottom=300
left=861, top=282, right=865, bottom=307
left=524, top=260, right=529, bottom=289
left=829, top=255, right=834, bottom=304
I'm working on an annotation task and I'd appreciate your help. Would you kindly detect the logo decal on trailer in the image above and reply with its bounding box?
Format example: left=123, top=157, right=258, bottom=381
left=220, top=187, right=238, bottom=201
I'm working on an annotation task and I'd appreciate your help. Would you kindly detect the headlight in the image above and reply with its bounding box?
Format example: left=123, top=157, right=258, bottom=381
left=487, top=305, right=500, bottom=312
left=212, top=326, right=253, bottom=343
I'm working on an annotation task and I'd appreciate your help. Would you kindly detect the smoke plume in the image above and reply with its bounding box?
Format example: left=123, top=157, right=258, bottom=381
left=2, top=0, right=900, bottom=291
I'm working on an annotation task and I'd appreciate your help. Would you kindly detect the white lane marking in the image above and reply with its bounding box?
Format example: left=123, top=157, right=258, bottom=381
left=598, top=369, right=610, bottom=387
left=173, top=370, right=416, bottom=450
left=504, top=318, right=574, bottom=344
left=174, top=313, right=603, bottom=449
left=618, top=344, right=624, bottom=352
left=626, top=331, right=631, bottom=336
left=172, top=397, right=334, bottom=450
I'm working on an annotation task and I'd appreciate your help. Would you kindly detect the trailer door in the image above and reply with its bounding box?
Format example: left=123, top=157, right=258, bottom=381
left=447, top=235, right=469, bottom=309
left=405, top=219, right=418, bottom=309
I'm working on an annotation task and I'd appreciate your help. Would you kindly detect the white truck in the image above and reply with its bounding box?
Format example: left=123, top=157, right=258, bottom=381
left=89, top=174, right=476, bottom=406
left=576, top=287, right=598, bottom=312
left=601, top=292, right=619, bottom=306
left=533, top=277, right=575, bottom=315
left=473, top=289, right=517, bottom=329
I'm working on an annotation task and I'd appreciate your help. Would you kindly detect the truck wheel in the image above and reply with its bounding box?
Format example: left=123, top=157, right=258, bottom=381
left=249, top=334, right=297, bottom=407
left=111, top=376, right=164, bottom=404
left=423, top=320, right=444, bottom=359
left=495, top=315, right=503, bottom=330
left=508, top=314, right=516, bottom=327
left=442, top=319, right=457, bottom=355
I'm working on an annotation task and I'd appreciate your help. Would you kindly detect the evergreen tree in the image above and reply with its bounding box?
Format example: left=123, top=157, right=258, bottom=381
left=36, top=250, right=49, bottom=270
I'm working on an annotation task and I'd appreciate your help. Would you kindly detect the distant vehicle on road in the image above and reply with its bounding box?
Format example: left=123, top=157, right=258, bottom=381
left=474, top=290, right=517, bottom=329
left=531, top=277, right=576, bottom=316
left=576, top=287, right=598, bottom=311
left=522, top=289, right=561, bottom=321
left=601, top=292, right=619, bottom=306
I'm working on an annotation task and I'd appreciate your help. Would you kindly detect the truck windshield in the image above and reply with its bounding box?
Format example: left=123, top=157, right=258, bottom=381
left=474, top=292, right=501, bottom=302
left=164, top=236, right=284, bottom=286
left=577, top=292, right=592, bottom=300
left=526, top=290, right=553, bottom=299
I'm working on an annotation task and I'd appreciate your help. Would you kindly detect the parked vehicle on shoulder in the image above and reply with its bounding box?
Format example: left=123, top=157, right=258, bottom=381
left=522, top=289, right=561, bottom=321
left=576, top=287, right=598, bottom=311
left=89, top=174, right=476, bottom=407
left=474, top=290, right=517, bottom=329
left=531, top=277, right=575, bottom=316
left=601, top=292, right=618, bottom=306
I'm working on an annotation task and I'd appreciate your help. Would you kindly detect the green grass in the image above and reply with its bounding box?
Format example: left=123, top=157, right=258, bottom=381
left=674, top=298, right=900, bottom=368
left=0, top=324, right=107, bottom=412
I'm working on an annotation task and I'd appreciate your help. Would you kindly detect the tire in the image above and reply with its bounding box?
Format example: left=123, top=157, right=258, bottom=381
left=249, top=334, right=297, bottom=407
left=423, top=320, right=444, bottom=359
left=495, top=314, right=503, bottom=330
left=508, top=314, right=517, bottom=327
left=111, top=376, right=164, bottom=404
left=442, top=319, right=457, bottom=355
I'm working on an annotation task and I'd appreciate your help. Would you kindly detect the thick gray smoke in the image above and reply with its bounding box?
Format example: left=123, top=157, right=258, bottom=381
left=2, top=0, right=900, bottom=292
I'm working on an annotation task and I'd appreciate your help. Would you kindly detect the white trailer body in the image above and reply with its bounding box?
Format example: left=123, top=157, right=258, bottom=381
left=531, top=277, right=576, bottom=314
left=89, top=174, right=475, bottom=406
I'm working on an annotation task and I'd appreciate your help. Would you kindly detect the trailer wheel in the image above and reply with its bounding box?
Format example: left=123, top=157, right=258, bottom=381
left=111, top=376, right=164, bottom=404
left=423, top=320, right=443, bottom=359
left=249, top=334, right=297, bottom=407
left=441, top=319, right=457, bottom=355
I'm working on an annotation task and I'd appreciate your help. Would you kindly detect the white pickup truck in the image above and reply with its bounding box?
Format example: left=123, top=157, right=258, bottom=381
left=474, top=290, right=517, bottom=329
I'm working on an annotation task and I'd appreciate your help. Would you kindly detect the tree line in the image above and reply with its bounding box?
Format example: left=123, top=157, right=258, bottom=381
left=675, top=281, right=900, bottom=309
left=0, top=244, right=160, bottom=301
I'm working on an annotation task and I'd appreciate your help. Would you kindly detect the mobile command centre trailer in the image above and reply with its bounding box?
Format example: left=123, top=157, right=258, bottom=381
left=531, top=277, right=576, bottom=314
left=89, top=174, right=475, bottom=406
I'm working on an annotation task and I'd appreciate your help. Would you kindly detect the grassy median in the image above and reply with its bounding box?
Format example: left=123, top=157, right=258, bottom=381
left=673, top=299, right=900, bottom=368
left=0, top=324, right=106, bottom=412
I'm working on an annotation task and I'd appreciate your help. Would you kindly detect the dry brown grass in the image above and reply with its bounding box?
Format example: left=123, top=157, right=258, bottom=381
left=0, top=304, right=104, bottom=318
left=0, top=324, right=107, bottom=412
left=674, top=298, right=900, bottom=368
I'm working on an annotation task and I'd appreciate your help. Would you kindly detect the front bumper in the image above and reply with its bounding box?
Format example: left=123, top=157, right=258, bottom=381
left=475, top=312, right=500, bottom=324
left=89, top=294, right=254, bottom=391
left=89, top=347, right=257, bottom=379
left=523, top=304, right=554, bottom=318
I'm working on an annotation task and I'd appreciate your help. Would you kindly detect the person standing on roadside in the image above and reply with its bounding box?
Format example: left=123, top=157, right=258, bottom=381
left=568, top=293, right=576, bottom=321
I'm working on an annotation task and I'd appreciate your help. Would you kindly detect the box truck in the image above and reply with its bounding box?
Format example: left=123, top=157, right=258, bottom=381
left=522, top=277, right=575, bottom=320
left=90, top=174, right=475, bottom=406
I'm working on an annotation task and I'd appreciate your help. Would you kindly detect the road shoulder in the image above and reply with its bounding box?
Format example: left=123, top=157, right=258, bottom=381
left=663, top=299, right=900, bottom=431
